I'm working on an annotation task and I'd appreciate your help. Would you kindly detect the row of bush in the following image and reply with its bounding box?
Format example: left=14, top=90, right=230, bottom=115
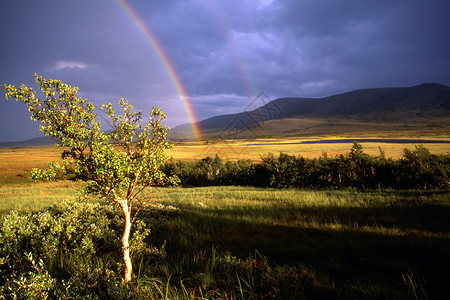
left=164, top=143, right=450, bottom=189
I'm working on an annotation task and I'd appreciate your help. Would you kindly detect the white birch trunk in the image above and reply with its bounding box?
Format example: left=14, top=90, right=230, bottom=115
left=120, top=200, right=133, bottom=282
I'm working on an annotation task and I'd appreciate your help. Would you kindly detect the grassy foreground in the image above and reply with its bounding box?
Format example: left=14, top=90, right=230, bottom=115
left=1, top=182, right=449, bottom=299
left=146, top=187, right=450, bottom=299
left=0, top=141, right=449, bottom=298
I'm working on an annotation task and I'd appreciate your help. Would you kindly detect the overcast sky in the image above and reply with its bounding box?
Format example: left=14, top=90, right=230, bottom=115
left=1, top=0, right=449, bottom=142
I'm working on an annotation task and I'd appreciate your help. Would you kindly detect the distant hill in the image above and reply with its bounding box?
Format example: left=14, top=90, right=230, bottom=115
left=2, top=83, right=449, bottom=146
left=0, top=136, right=58, bottom=148
left=169, top=83, right=450, bottom=140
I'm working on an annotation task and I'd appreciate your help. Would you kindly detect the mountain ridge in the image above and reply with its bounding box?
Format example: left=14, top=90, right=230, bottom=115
left=0, top=136, right=58, bottom=148
left=1, top=83, right=449, bottom=145
left=170, top=83, right=450, bottom=140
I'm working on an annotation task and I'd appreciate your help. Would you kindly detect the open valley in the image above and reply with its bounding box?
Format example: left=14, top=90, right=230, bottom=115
left=1, top=134, right=449, bottom=298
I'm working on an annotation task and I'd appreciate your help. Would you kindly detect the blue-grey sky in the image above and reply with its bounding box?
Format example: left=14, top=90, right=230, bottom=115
left=1, top=0, right=449, bottom=142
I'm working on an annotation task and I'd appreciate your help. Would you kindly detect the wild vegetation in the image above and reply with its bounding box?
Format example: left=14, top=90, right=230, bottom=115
left=0, top=143, right=449, bottom=298
left=1, top=185, right=449, bottom=299
left=165, top=142, right=450, bottom=190
left=1, top=76, right=449, bottom=298
left=2, top=138, right=449, bottom=185
left=3, top=74, right=177, bottom=282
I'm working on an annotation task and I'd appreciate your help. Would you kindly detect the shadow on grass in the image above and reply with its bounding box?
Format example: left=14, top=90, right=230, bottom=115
left=142, top=200, right=450, bottom=299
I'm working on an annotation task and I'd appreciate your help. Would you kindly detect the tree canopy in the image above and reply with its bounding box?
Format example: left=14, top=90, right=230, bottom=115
left=3, top=74, right=178, bottom=281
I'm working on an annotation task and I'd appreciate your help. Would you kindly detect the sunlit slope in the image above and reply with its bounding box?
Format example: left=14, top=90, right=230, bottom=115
left=170, top=83, right=450, bottom=139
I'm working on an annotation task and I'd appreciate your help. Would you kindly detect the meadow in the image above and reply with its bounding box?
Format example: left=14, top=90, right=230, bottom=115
left=168, top=136, right=450, bottom=162
left=2, top=135, right=449, bottom=184
left=1, top=182, right=449, bottom=299
left=0, top=138, right=449, bottom=299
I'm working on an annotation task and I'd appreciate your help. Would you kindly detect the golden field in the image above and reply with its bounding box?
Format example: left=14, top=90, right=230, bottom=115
left=169, top=137, right=450, bottom=162
left=1, top=135, right=449, bottom=184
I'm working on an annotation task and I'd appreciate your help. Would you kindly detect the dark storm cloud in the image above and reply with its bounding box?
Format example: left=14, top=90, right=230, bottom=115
left=1, top=0, right=449, bottom=141
left=264, top=0, right=450, bottom=92
left=141, top=0, right=450, bottom=101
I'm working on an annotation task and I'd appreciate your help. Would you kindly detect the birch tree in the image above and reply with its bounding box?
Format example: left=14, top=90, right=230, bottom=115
left=2, top=74, right=178, bottom=282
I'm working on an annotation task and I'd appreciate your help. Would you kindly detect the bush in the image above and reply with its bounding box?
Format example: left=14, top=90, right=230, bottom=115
left=399, top=145, right=450, bottom=189
left=0, top=201, right=168, bottom=298
left=0, top=202, right=115, bottom=297
left=164, top=143, right=450, bottom=190
left=0, top=202, right=338, bottom=299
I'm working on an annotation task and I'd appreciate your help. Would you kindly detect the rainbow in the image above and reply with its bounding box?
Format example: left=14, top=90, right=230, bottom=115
left=203, top=2, right=256, bottom=99
left=116, top=0, right=202, bottom=140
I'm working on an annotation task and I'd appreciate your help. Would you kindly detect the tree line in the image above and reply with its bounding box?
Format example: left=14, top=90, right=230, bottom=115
left=164, top=143, right=450, bottom=190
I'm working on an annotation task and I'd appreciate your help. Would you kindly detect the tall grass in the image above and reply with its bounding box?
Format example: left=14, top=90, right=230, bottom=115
left=1, top=183, right=449, bottom=298
left=0, top=181, right=84, bottom=213
left=144, top=186, right=449, bottom=298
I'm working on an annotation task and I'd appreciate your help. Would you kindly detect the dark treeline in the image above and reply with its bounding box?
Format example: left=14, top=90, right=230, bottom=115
left=164, top=143, right=450, bottom=190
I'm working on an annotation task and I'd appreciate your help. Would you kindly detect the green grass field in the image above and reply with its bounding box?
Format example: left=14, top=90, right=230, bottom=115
left=1, top=180, right=449, bottom=298
left=148, top=186, right=450, bottom=297
left=0, top=140, right=449, bottom=298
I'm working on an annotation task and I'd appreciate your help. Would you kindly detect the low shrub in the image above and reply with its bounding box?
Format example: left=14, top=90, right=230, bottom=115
left=165, top=143, right=450, bottom=190
left=0, top=202, right=338, bottom=299
left=0, top=202, right=119, bottom=298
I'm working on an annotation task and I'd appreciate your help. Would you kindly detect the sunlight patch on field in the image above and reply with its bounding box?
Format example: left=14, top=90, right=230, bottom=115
left=0, top=146, right=63, bottom=184
left=168, top=136, right=450, bottom=162
left=1, top=136, right=449, bottom=183
left=0, top=181, right=84, bottom=212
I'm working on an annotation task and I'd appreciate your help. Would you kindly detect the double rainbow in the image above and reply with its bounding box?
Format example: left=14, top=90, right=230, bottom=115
left=116, top=0, right=202, bottom=141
